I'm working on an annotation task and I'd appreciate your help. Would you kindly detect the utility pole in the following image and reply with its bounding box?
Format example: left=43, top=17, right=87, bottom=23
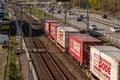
left=118, top=0, right=120, bottom=26
left=79, top=0, right=81, bottom=14
left=29, top=0, right=33, bottom=52
left=20, top=1, right=23, bottom=52
left=28, top=1, right=33, bottom=80
left=86, top=4, right=89, bottom=34
left=64, top=2, right=67, bottom=24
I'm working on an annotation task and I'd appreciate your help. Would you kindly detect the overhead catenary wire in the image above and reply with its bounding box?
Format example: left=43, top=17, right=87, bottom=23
left=20, top=1, right=23, bottom=51
left=28, top=0, right=33, bottom=52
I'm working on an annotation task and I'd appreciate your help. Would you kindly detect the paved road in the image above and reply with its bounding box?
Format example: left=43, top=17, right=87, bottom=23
left=72, top=9, right=120, bottom=26
left=37, top=7, right=120, bottom=46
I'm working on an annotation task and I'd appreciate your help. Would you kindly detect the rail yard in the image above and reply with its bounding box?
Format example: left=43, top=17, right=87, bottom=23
left=0, top=1, right=120, bottom=80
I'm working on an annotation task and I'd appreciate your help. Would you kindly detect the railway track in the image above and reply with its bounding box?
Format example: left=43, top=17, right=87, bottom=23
left=9, top=5, right=90, bottom=80
left=33, top=37, right=67, bottom=80
left=23, top=23, right=74, bottom=80
left=23, top=24, right=52, bottom=80
left=9, top=6, right=75, bottom=80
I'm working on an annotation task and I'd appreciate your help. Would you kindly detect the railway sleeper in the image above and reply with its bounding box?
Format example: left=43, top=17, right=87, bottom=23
left=32, top=48, right=46, bottom=53
left=85, top=69, right=99, bottom=80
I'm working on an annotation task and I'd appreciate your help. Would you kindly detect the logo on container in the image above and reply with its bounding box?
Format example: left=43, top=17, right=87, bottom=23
left=70, top=39, right=80, bottom=56
left=58, top=30, right=63, bottom=41
left=93, top=53, right=111, bottom=80
left=51, top=25, right=56, bottom=35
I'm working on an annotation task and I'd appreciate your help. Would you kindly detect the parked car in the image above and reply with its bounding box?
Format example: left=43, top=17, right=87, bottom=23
left=79, top=15, right=84, bottom=19
left=89, top=25, right=97, bottom=30
left=57, top=9, right=61, bottom=14
left=0, top=34, right=9, bottom=43
left=111, top=26, right=120, bottom=32
left=2, top=18, right=10, bottom=21
left=76, top=15, right=84, bottom=21
left=102, top=14, right=107, bottom=18
left=67, top=11, right=75, bottom=15
left=76, top=17, right=82, bottom=21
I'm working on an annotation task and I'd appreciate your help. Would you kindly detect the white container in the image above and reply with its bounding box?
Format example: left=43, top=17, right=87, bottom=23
left=90, top=46, right=120, bottom=80
left=57, top=27, right=78, bottom=48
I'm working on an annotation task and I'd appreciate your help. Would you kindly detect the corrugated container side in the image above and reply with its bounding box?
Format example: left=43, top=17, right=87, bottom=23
left=44, top=20, right=58, bottom=34
left=44, top=21, right=49, bottom=34
left=43, top=18, right=52, bottom=30
left=69, top=34, right=102, bottom=65
left=83, top=42, right=102, bottom=65
left=50, top=24, right=56, bottom=40
left=57, top=28, right=65, bottom=48
left=69, top=34, right=82, bottom=62
left=57, top=27, right=78, bottom=48
left=50, top=23, right=62, bottom=40
left=65, top=32, right=78, bottom=48
left=90, top=46, right=120, bottom=80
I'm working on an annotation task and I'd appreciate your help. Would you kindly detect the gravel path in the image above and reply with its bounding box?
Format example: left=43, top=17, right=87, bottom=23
left=19, top=50, right=34, bottom=80
left=0, top=45, right=5, bottom=80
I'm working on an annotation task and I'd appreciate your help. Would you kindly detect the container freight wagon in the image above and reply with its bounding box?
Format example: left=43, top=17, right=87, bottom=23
left=90, top=46, right=120, bottom=80
left=40, top=18, right=51, bottom=30
left=44, top=19, right=58, bottom=34
left=56, top=27, right=79, bottom=52
left=50, top=22, right=64, bottom=41
left=69, top=34, right=102, bottom=66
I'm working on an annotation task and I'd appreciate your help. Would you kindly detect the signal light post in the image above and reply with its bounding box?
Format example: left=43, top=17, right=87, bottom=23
left=64, top=2, right=67, bottom=24
left=56, top=0, right=70, bottom=24
left=84, top=3, right=89, bottom=34
left=86, top=4, right=89, bottom=35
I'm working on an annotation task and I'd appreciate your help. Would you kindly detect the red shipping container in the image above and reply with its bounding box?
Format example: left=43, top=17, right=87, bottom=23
left=50, top=22, right=66, bottom=41
left=69, top=34, right=102, bottom=65
left=44, top=19, right=58, bottom=34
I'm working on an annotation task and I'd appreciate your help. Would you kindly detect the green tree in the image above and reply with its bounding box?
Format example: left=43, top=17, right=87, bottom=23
left=89, top=0, right=101, bottom=9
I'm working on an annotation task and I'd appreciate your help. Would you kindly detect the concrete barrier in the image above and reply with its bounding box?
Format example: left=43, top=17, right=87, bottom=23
left=22, top=40, right=38, bottom=80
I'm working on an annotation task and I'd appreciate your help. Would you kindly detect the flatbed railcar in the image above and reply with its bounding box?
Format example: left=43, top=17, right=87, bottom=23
left=41, top=18, right=120, bottom=80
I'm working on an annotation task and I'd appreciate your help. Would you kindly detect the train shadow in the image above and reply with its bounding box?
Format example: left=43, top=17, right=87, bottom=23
left=22, top=21, right=45, bottom=37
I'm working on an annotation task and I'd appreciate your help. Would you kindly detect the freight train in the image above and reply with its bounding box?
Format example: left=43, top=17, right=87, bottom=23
left=41, top=18, right=120, bottom=80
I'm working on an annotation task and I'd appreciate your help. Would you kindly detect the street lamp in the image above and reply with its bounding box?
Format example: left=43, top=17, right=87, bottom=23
left=117, top=0, right=120, bottom=26
left=79, top=0, right=81, bottom=14
left=84, top=3, right=89, bottom=34
left=56, top=0, right=70, bottom=24
left=20, top=2, right=23, bottom=52
left=28, top=0, right=33, bottom=52
left=118, top=18, right=120, bottom=27
left=64, top=2, right=67, bottom=24
left=58, top=2, right=61, bottom=8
